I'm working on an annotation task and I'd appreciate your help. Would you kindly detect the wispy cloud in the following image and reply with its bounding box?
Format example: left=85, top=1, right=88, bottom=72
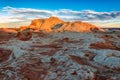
left=0, top=6, right=120, bottom=23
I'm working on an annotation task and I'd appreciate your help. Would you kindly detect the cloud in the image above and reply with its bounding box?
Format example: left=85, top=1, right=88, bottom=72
left=0, top=6, right=120, bottom=23
left=3, top=6, right=53, bottom=16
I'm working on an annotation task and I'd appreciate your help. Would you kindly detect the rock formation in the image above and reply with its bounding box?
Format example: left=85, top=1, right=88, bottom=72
left=0, top=48, right=12, bottom=63
left=0, top=28, right=17, bottom=33
left=16, top=30, right=32, bottom=41
left=20, top=16, right=104, bottom=32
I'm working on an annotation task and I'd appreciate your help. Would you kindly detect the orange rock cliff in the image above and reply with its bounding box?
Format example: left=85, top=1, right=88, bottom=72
left=20, top=16, right=104, bottom=32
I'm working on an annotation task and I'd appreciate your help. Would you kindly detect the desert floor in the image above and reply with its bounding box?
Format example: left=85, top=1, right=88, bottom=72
left=0, top=31, right=120, bottom=80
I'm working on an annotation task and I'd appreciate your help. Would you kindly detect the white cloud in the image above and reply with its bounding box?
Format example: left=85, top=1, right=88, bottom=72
left=0, top=6, right=120, bottom=23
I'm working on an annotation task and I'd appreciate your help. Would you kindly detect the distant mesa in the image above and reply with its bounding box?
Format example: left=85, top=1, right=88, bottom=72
left=20, top=16, right=104, bottom=32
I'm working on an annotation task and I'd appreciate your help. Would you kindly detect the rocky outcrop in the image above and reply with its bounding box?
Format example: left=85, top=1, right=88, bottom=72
left=16, top=29, right=32, bottom=41
left=0, top=28, right=17, bottom=33
left=20, top=16, right=104, bottom=32
left=29, top=16, right=64, bottom=32
left=55, top=21, right=101, bottom=32
left=90, top=34, right=120, bottom=51
left=0, top=28, right=17, bottom=41
left=19, top=26, right=29, bottom=31
left=89, top=42, right=120, bottom=51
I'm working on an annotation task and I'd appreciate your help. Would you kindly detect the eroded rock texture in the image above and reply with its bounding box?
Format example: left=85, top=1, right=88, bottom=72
left=0, top=17, right=119, bottom=80
left=0, top=31, right=120, bottom=80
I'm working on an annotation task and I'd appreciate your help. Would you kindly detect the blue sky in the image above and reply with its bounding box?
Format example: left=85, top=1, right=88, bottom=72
left=0, top=0, right=120, bottom=28
left=0, top=0, right=120, bottom=11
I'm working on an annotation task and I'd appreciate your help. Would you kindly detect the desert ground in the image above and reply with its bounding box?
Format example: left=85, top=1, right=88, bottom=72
left=0, top=17, right=120, bottom=80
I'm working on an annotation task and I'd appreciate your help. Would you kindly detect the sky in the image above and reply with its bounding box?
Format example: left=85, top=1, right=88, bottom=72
left=0, top=0, right=120, bottom=11
left=0, top=0, right=120, bottom=28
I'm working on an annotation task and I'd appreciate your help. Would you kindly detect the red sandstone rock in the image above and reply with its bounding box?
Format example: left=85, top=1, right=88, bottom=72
left=19, top=16, right=104, bottom=32
left=68, top=55, right=90, bottom=65
left=19, top=64, right=47, bottom=80
left=117, top=35, right=120, bottom=38
left=92, top=34, right=120, bottom=51
left=39, top=49, right=58, bottom=56
left=19, top=26, right=29, bottom=31
left=30, top=16, right=64, bottom=32
left=16, top=31, right=32, bottom=41
left=89, top=42, right=120, bottom=51
left=56, top=21, right=102, bottom=32
left=0, top=48, right=12, bottom=63
left=0, top=28, right=17, bottom=33
left=31, top=43, right=62, bottom=48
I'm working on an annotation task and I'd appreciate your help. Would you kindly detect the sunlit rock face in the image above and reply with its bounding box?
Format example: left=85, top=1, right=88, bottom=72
left=55, top=21, right=101, bottom=32
left=0, top=28, right=17, bottom=33
left=19, top=26, right=29, bottom=31
left=21, top=16, right=104, bottom=32
left=29, top=17, right=64, bottom=32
